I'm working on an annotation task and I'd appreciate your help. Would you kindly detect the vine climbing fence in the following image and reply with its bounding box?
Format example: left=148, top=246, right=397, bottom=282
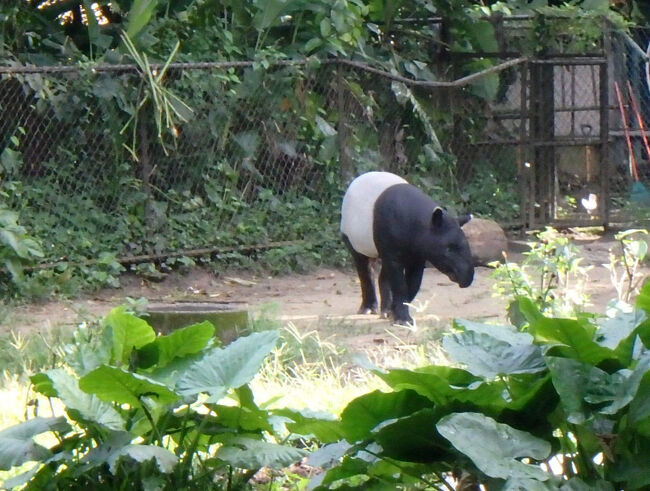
left=0, top=15, right=649, bottom=279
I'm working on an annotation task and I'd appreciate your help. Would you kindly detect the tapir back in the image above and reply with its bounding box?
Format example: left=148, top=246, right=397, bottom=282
left=340, top=171, right=407, bottom=257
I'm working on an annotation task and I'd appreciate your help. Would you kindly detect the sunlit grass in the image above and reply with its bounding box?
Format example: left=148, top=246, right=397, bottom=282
left=250, top=315, right=453, bottom=416
left=0, top=326, right=73, bottom=387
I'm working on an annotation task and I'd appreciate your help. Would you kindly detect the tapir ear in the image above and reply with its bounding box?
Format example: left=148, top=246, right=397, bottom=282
left=458, top=213, right=472, bottom=227
left=432, top=207, right=444, bottom=228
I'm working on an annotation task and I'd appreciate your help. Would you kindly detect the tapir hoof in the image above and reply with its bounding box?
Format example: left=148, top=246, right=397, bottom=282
left=380, top=310, right=392, bottom=320
left=358, top=305, right=378, bottom=315
left=392, top=317, right=415, bottom=327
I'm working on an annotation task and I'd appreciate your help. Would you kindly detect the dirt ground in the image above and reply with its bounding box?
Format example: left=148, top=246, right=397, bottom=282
left=2, top=232, right=644, bottom=346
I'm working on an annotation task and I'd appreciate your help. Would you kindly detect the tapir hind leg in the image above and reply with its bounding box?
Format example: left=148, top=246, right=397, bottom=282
left=342, top=235, right=378, bottom=314
left=378, top=265, right=392, bottom=319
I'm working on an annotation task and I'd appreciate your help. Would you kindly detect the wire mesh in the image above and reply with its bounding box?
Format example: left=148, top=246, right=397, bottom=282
left=609, top=27, right=650, bottom=222
left=0, top=58, right=531, bottom=268
left=0, top=22, right=641, bottom=272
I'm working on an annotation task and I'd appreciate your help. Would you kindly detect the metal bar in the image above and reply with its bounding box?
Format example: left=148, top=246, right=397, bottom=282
left=530, top=58, right=607, bottom=65
left=600, top=26, right=611, bottom=228
left=617, top=30, right=650, bottom=61
left=0, top=57, right=529, bottom=89
left=610, top=129, right=650, bottom=137
left=333, top=57, right=528, bottom=88
left=472, top=138, right=607, bottom=146
left=491, top=104, right=615, bottom=119
left=529, top=138, right=610, bottom=146
left=0, top=60, right=268, bottom=74
left=26, top=241, right=304, bottom=271
left=519, top=60, right=530, bottom=228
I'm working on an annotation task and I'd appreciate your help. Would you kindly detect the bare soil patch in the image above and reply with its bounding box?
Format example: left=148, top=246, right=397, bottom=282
left=2, top=233, right=643, bottom=349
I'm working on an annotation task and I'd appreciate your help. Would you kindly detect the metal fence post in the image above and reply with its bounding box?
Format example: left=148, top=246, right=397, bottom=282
left=138, top=105, right=154, bottom=253
left=519, top=60, right=532, bottom=228
left=600, top=21, right=611, bottom=229
left=530, top=60, right=556, bottom=224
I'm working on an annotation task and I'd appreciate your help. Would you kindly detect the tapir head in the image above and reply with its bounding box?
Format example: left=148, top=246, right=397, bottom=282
left=426, top=207, right=474, bottom=288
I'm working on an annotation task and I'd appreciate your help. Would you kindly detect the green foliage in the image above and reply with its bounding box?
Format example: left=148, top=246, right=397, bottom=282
left=0, top=198, right=44, bottom=296
left=0, top=2, right=637, bottom=298
left=490, top=228, right=592, bottom=320
left=0, top=308, right=314, bottom=490
left=298, top=283, right=650, bottom=489
left=605, top=229, right=649, bottom=304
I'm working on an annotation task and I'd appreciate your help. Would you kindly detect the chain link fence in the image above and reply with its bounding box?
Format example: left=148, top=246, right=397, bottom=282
left=1, top=17, right=647, bottom=279
left=0, top=57, right=528, bottom=273
left=609, top=27, right=650, bottom=222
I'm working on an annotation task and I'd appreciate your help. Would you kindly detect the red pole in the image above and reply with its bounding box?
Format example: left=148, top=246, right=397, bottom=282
left=615, top=81, right=640, bottom=181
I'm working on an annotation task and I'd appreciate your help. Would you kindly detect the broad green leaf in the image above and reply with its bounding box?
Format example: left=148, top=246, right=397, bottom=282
left=252, top=0, right=297, bottom=30
left=548, top=352, right=650, bottom=424
left=176, top=330, right=279, bottom=402
left=125, top=0, right=159, bottom=40
left=586, top=353, right=650, bottom=415
left=315, top=116, right=337, bottom=136
left=307, top=440, right=351, bottom=468
left=437, top=412, right=551, bottom=481
left=103, top=306, right=156, bottom=366
left=79, top=365, right=179, bottom=407
left=1, top=453, right=70, bottom=490
left=137, top=321, right=215, bottom=369
left=503, top=476, right=613, bottom=490
left=308, top=455, right=376, bottom=489
left=30, top=373, right=57, bottom=397
left=207, top=404, right=272, bottom=432
left=45, top=369, right=125, bottom=431
left=560, top=477, right=615, bottom=491
left=0, top=417, right=69, bottom=471
left=596, top=309, right=647, bottom=364
left=339, top=389, right=433, bottom=442
left=546, top=356, right=595, bottom=424
left=373, top=408, right=453, bottom=462
left=637, top=279, right=650, bottom=315
left=468, top=69, right=499, bottom=100
left=468, top=20, right=498, bottom=53
left=628, top=373, right=650, bottom=436
left=502, top=477, right=557, bottom=490
left=375, top=366, right=507, bottom=409
left=608, top=436, right=650, bottom=489
left=146, top=351, right=204, bottom=387
left=215, top=436, right=306, bottom=469
left=454, top=319, right=534, bottom=345
left=278, top=408, right=346, bottom=443
left=108, top=444, right=177, bottom=474
left=528, top=314, right=616, bottom=365
left=443, top=330, right=545, bottom=378
left=0, top=230, right=23, bottom=257
left=64, top=325, right=113, bottom=376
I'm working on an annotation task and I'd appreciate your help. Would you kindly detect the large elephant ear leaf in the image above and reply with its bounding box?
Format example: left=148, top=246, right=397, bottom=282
left=436, top=412, right=551, bottom=482
left=176, top=330, right=280, bottom=402
left=0, top=417, right=70, bottom=471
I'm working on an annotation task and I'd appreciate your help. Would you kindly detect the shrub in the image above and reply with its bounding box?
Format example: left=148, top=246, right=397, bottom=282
left=0, top=308, right=311, bottom=490
left=303, top=281, right=650, bottom=490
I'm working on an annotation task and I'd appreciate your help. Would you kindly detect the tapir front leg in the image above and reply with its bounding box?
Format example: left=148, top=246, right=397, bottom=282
left=382, top=258, right=413, bottom=325
left=342, top=235, right=378, bottom=314
left=405, top=261, right=425, bottom=303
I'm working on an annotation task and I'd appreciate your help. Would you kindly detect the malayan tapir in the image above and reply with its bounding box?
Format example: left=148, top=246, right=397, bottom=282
left=340, top=171, right=474, bottom=325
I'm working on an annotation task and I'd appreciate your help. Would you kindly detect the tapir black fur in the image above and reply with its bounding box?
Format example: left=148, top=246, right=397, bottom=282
left=340, top=171, right=474, bottom=325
